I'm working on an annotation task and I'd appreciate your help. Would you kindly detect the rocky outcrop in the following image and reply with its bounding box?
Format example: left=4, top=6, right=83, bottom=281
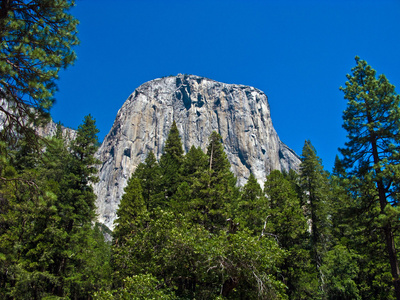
left=0, top=97, right=76, bottom=142
left=36, top=119, right=77, bottom=142
left=94, top=74, right=300, bottom=230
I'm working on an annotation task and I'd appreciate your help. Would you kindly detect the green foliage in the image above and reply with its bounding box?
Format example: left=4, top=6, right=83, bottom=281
left=112, top=207, right=286, bottom=299
left=94, top=274, right=177, bottom=300
left=264, top=170, right=307, bottom=249
left=159, top=120, right=184, bottom=199
left=234, top=173, right=266, bottom=234
left=6, top=55, right=400, bottom=299
left=133, top=151, right=162, bottom=211
left=111, top=129, right=286, bottom=299
left=320, top=245, right=361, bottom=300
left=300, top=140, right=331, bottom=267
left=112, top=177, right=148, bottom=285
left=114, top=177, right=147, bottom=237
left=203, top=131, right=238, bottom=231
left=0, top=115, right=108, bottom=299
left=0, top=0, right=79, bottom=145
left=339, top=56, right=400, bottom=298
left=264, top=170, right=316, bottom=299
left=182, top=145, right=209, bottom=179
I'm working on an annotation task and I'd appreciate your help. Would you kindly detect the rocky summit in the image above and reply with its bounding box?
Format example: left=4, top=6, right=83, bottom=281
left=94, top=74, right=300, bottom=230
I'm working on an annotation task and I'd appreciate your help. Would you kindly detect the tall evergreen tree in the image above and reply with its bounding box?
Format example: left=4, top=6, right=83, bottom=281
left=171, top=145, right=208, bottom=214
left=0, top=115, right=106, bottom=299
left=340, top=56, right=400, bottom=298
left=113, top=177, right=147, bottom=241
left=112, top=177, right=148, bottom=286
left=48, top=114, right=102, bottom=298
left=300, top=140, right=331, bottom=291
left=200, top=131, right=238, bottom=231
left=133, top=151, right=162, bottom=211
left=264, top=170, right=315, bottom=299
left=57, top=114, right=100, bottom=235
left=159, top=121, right=184, bottom=200
left=0, top=0, right=79, bottom=147
left=235, top=173, right=266, bottom=235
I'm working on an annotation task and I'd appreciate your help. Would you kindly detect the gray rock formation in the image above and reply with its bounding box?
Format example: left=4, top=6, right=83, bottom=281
left=36, top=119, right=77, bottom=142
left=0, top=97, right=76, bottom=142
left=94, top=74, right=300, bottom=230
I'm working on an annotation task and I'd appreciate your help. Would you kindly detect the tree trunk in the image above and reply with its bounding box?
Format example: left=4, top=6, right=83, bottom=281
left=368, top=112, right=400, bottom=299
left=377, top=178, right=400, bottom=299
left=383, top=222, right=400, bottom=299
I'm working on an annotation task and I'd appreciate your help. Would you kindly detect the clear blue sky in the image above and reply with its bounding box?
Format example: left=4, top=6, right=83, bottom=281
left=52, top=0, right=400, bottom=171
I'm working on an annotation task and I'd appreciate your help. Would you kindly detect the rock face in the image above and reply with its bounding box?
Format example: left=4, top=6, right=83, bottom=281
left=0, top=98, right=76, bottom=142
left=94, top=74, right=300, bottom=230
left=36, top=119, right=77, bottom=142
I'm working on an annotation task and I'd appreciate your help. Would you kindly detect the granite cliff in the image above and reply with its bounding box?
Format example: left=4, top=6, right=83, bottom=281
left=93, top=74, right=300, bottom=230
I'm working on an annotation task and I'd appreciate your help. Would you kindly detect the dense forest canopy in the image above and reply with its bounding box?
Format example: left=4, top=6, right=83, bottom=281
left=1, top=1, right=400, bottom=299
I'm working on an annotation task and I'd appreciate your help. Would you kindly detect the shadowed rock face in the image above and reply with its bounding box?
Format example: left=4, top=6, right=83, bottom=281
left=94, top=74, right=300, bottom=230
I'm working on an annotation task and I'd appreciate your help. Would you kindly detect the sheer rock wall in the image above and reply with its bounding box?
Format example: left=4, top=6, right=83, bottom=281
left=93, top=75, right=300, bottom=230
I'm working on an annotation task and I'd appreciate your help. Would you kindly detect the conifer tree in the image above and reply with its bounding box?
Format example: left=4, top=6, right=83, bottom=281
left=199, top=131, right=238, bottom=231
left=54, top=115, right=100, bottom=245
left=300, top=140, right=331, bottom=287
left=329, top=155, right=355, bottom=246
left=159, top=121, right=184, bottom=200
left=330, top=156, right=396, bottom=299
left=112, top=177, right=148, bottom=286
left=171, top=145, right=208, bottom=214
left=235, top=173, right=266, bottom=234
left=133, top=151, right=162, bottom=211
left=0, top=0, right=79, bottom=146
left=0, top=115, right=106, bottom=299
left=264, top=170, right=315, bottom=299
left=340, top=56, right=400, bottom=299
left=49, top=114, right=102, bottom=297
left=181, top=145, right=209, bottom=181
left=113, top=177, right=147, bottom=240
left=207, top=131, right=232, bottom=178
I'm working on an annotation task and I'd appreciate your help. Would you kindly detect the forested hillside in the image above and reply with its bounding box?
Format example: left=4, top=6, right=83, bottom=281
left=2, top=110, right=400, bottom=299
left=1, top=1, right=400, bottom=299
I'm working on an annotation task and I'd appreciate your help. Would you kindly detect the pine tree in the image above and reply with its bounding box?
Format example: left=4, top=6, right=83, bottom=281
left=264, top=170, right=315, bottom=299
left=112, top=177, right=148, bottom=286
left=340, top=56, right=400, bottom=299
left=159, top=121, right=184, bottom=200
left=198, top=131, right=238, bottom=231
left=113, top=177, right=147, bottom=240
left=235, top=173, right=266, bottom=235
left=181, top=145, right=209, bottom=181
left=0, top=115, right=105, bottom=299
left=70, top=114, right=101, bottom=191
left=207, top=131, right=232, bottom=178
left=133, top=151, right=162, bottom=211
left=171, top=145, right=208, bottom=214
left=0, top=0, right=79, bottom=147
left=300, top=140, right=331, bottom=294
